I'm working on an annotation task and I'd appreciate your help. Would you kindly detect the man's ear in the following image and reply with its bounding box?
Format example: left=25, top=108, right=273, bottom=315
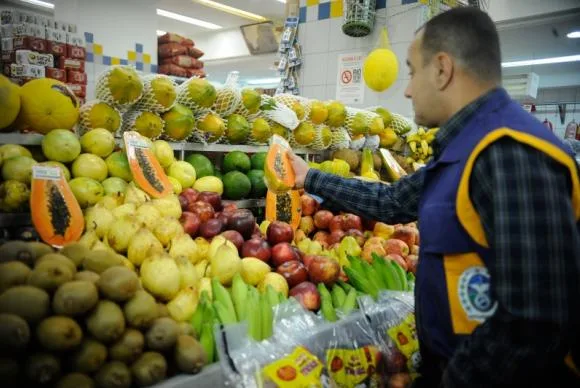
left=432, top=52, right=454, bottom=90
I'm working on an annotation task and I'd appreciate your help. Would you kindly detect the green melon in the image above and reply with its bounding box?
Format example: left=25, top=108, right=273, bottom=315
left=185, top=154, right=214, bottom=178
left=246, top=169, right=266, bottom=198
left=222, top=171, right=251, bottom=200
left=250, top=152, right=267, bottom=171
left=105, top=151, right=133, bottom=182
left=222, top=151, right=251, bottom=173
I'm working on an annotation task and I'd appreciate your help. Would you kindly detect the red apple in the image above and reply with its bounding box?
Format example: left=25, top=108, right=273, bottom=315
left=393, top=226, right=418, bottom=248
left=241, top=238, right=271, bottom=262
left=221, top=230, right=244, bottom=252
left=198, top=191, right=222, bottom=211
left=188, top=201, right=215, bottom=223
left=313, top=210, right=333, bottom=230
left=384, top=239, right=410, bottom=257
left=299, top=216, right=315, bottom=236
left=313, top=231, right=329, bottom=248
left=328, top=230, right=345, bottom=245
left=294, top=229, right=307, bottom=243
left=342, top=214, right=362, bottom=231
left=386, top=254, right=408, bottom=271
left=266, top=221, right=294, bottom=245
left=302, top=254, right=315, bottom=268
left=289, top=281, right=320, bottom=311
left=180, top=188, right=199, bottom=207
left=300, top=194, right=319, bottom=216
left=227, top=209, right=256, bottom=240
left=179, top=211, right=201, bottom=237
left=276, top=260, right=308, bottom=288
left=405, top=254, right=418, bottom=274
left=345, top=229, right=365, bottom=246
left=178, top=195, right=189, bottom=211
left=271, top=242, right=301, bottom=267
left=251, top=224, right=262, bottom=239
left=307, top=255, right=340, bottom=286
left=199, top=218, right=224, bottom=239
left=329, top=215, right=344, bottom=232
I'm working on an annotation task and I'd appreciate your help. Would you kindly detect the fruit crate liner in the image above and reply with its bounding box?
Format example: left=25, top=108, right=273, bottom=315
left=212, top=85, right=242, bottom=118
left=95, top=65, right=144, bottom=110
left=288, top=123, right=332, bottom=150
left=344, top=107, right=382, bottom=138
left=259, top=95, right=299, bottom=131
left=273, top=93, right=311, bottom=122
left=77, top=99, right=123, bottom=136
left=133, top=74, right=177, bottom=114
left=176, top=77, right=213, bottom=116
left=391, top=112, right=417, bottom=136
left=121, top=109, right=165, bottom=140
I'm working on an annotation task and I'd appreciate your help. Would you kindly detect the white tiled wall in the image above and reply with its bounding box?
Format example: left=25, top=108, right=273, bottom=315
left=299, top=4, right=422, bottom=118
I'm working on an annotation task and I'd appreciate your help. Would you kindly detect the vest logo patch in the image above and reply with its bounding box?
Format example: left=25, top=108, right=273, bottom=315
left=458, top=266, right=497, bottom=321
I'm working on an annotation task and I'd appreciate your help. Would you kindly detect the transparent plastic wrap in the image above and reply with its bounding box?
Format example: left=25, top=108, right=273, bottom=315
left=133, top=73, right=177, bottom=113
left=77, top=99, right=123, bottom=135
left=359, top=291, right=420, bottom=382
left=330, top=127, right=351, bottom=150
left=264, top=135, right=295, bottom=194
left=344, top=107, right=384, bottom=138
left=95, top=65, right=144, bottom=110
left=364, top=135, right=380, bottom=151
left=212, top=71, right=243, bottom=117
left=121, top=109, right=165, bottom=140
left=260, top=95, right=300, bottom=131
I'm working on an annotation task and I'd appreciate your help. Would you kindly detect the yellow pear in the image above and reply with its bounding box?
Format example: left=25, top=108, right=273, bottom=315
left=258, top=273, right=289, bottom=297
left=240, top=257, right=271, bottom=286
left=195, top=237, right=210, bottom=260
left=194, top=260, right=209, bottom=279
left=198, top=277, right=212, bottom=299
left=175, top=256, right=199, bottom=289
left=167, top=287, right=199, bottom=322
left=209, top=240, right=241, bottom=286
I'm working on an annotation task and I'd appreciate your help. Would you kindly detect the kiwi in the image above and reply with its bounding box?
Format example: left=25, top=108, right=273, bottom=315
left=97, top=266, right=139, bottom=302
left=27, top=259, right=74, bottom=291
left=131, top=351, right=167, bottom=387
left=74, top=270, right=100, bottom=284
left=95, top=361, right=132, bottom=388
left=27, top=241, right=54, bottom=260
left=124, top=290, right=158, bottom=329
left=0, top=285, right=50, bottom=323
left=36, top=253, right=77, bottom=274
left=109, top=329, right=145, bottom=364
left=177, top=321, right=196, bottom=337
left=53, top=280, right=99, bottom=316
left=26, top=352, right=61, bottom=384
left=0, top=240, right=35, bottom=266
left=174, top=335, right=207, bottom=374
left=145, top=317, right=179, bottom=351
left=82, top=250, right=123, bottom=274
left=86, top=300, right=126, bottom=343
left=157, top=302, right=169, bottom=318
left=56, top=373, right=95, bottom=388
left=70, top=339, right=107, bottom=373
left=60, top=242, right=90, bottom=268
left=0, top=357, right=20, bottom=385
left=36, top=316, right=83, bottom=351
left=0, top=313, right=30, bottom=351
left=0, top=261, right=31, bottom=292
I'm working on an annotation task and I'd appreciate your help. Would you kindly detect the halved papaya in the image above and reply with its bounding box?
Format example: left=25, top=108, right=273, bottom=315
left=264, top=136, right=295, bottom=193
left=30, top=165, right=84, bottom=247
left=266, top=189, right=301, bottom=230
left=123, top=131, right=172, bottom=198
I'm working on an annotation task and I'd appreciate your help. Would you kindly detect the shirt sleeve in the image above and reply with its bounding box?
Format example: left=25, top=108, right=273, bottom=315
left=443, top=138, right=580, bottom=387
left=304, top=168, right=424, bottom=225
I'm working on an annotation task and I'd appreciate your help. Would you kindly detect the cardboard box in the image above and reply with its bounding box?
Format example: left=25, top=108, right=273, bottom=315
left=13, top=36, right=48, bottom=54
left=67, top=69, right=87, bottom=85
left=10, top=63, right=45, bottom=78
left=58, top=57, right=85, bottom=72
left=67, top=83, right=86, bottom=98
left=66, top=45, right=86, bottom=60
left=15, top=50, right=54, bottom=66
left=46, top=67, right=67, bottom=83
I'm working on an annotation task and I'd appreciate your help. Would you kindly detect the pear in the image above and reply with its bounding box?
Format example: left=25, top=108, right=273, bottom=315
left=207, top=235, right=236, bottom=260
left=124, top=182, right=150, bottom=206
left=140, top=253, right=180, bottom=301
left=168, top=235, right=199, bottom=264
left=175, top=256, right=198, bottom=289
left=194, top=260, right=209, bottom=279
left=197, top=277, right=212, bottom=300
left=240, top=258, right=271, bottom=286
left=127, top=228, right=163, bottom=266
left=166, top=287, right=198, bottom=322
left=209, top=240, right=241, bottom=286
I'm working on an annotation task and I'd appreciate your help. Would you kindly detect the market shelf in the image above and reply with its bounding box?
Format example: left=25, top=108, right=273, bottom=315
left=0, top=213, right=33, bottom=228
left=0, top=133, right=326, bottom=156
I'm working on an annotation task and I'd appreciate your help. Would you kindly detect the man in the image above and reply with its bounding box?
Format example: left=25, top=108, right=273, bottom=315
left=289, top=7, right=580, bottom=387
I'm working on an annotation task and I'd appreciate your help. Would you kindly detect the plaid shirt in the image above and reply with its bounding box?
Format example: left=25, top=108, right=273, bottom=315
left=305, top=89, right=580, bottom=386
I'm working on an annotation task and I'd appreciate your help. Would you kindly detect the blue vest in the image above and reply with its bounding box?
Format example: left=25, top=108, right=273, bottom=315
left=415, top=89, right=580, bottom=368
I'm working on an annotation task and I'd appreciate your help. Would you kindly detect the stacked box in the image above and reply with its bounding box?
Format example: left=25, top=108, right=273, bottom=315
left=157, top=32, right=205, bottom=78
left=0, top=7, right=86, bottom=93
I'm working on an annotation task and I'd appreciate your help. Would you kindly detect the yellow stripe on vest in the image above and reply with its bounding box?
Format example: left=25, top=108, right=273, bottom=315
left=456, top=128, right=580, bottom=248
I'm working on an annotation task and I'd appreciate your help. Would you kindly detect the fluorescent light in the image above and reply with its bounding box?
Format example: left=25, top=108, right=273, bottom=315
left=156, top=9, right=222, bottom=30
left=20, top=0, right=54, bottom=9
left=192, top=0, right=268, bottom=22
left=246, top=77, right=281, bottom=85
left=277, top=0, right=287, bottom=3
left=567, top=31, right=580, bottom=39
left=501, top=55, right=580, bottom=68
left=156, top=30, right=167, bottom=36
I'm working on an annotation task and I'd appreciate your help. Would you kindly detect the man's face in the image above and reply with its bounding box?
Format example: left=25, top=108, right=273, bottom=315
left=404, top=32, right=441, bottom=127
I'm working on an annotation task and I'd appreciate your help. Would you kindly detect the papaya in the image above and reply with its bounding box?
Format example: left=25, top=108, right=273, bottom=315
left=264, top=137, right=295, bottom=193
left=266, top=189, right=301, bottom=230
left=30, top=165, right=84, bottom=247
left=123, top=131, right=172, bottom=198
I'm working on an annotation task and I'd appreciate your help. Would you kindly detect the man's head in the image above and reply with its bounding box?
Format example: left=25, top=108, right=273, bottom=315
left=405, top=7, right=501, bottom=127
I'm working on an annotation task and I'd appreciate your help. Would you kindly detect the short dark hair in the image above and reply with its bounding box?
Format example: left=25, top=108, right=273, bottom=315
left=420, top=7, right=502, bottom=83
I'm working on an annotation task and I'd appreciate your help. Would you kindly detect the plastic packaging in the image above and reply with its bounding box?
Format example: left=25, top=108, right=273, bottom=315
left=263, top=135, right=295, bottom=194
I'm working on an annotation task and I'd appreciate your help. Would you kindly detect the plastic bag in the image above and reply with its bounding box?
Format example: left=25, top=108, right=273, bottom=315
left=161, top=55, right=203, bottom=69
left=264, top=135, right=295, bottom=194
left=158, top=42, right=187, bottom=58
left=158, top=63, right=187, bottom=78
left=187, top=46, right=204, bottom=58
left=359, top=291, right=420, bottom=381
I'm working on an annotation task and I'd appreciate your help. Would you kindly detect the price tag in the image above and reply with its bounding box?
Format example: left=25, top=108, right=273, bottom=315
left=32, top=165, right=61, bottom=180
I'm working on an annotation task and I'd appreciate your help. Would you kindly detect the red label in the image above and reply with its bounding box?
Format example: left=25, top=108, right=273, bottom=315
left=59, top=57, right=85, bottom=72
left=46, top=67, right=67, bottom=82
left=66, top=45, right=86, bottom=60
left=47, top=41, right=66, bottom=56
left=67, top=69, right=87, bottom=85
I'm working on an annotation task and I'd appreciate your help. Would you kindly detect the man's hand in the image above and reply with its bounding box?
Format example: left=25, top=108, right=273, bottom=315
left=288, top=152, right=310, bottom=189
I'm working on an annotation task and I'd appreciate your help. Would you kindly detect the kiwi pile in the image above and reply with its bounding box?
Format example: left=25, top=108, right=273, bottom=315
left=0, top=240, right=207, bottom=387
